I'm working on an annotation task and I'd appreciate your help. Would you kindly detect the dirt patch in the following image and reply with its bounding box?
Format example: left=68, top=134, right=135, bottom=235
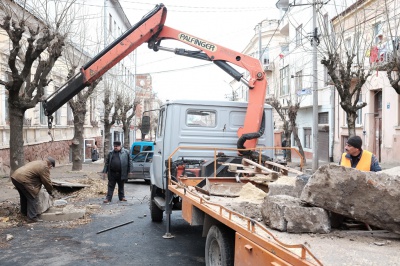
left=0, top=165, right=108, bottom=229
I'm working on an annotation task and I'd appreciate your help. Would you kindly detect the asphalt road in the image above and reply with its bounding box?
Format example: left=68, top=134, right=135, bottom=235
left=0, top=180, right=206, bottom=266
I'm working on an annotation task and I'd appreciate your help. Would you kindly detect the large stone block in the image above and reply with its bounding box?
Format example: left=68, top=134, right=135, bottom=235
left=300, top=164, right=400, bottom=234
left=261, top=195, right=330, bottom=233
left=268, top=174, right=310, bottom=198
left=285, top=205, right=330, bottom=234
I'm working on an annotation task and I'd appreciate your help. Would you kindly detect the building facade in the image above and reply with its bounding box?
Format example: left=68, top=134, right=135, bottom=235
left=0, top=0, right=138, bottom=174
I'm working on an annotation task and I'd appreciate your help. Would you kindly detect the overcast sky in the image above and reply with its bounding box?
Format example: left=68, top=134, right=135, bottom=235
left=120, top=0, right=280, bottom=102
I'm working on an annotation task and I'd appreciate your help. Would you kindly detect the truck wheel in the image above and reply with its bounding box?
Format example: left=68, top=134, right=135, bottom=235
left=150, top=185, right=164, bottom=222
left=205, top=225, right=234, bottom=266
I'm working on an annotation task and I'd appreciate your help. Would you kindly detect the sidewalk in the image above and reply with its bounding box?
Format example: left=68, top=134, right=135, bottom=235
left=0, top=161, right=105, bottom=203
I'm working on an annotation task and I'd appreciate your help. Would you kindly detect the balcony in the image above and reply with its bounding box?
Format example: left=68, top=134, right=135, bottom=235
left=264, top=62, right=274, bottom=72
left=369, top=45, right=399, bottom=71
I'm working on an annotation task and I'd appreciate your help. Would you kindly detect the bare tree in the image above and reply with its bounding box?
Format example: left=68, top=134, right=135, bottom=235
left=102, top=79, right=120, bottom=155
left=318, top=2, right=374, bottom=137
left=380, top=0, right=400, bottom=94
left=65, top=65, right=100, bottom=171
left=0, top=0, right=77, bottom=173
left=270, top=97, right=306, bottom=163
left=119, top=93, right=139, bottom=150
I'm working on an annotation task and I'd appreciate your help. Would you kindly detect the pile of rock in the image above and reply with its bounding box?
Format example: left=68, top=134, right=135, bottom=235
left=261, top=164, right=400, bottom=234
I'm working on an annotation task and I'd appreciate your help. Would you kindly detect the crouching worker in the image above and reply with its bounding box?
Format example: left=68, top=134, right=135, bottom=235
left=11, top=157, right=56, bottom=223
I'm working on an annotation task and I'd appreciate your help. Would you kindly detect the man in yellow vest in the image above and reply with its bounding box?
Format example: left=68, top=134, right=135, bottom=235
left=340, top=135, right=381, bottom=172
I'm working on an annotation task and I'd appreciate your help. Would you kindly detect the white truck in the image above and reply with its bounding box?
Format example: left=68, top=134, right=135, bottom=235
left=147, top=99, right=274, bottom=222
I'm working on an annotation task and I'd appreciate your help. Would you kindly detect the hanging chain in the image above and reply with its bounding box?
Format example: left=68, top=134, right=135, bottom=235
left=47, top=115, right=54, bottom=142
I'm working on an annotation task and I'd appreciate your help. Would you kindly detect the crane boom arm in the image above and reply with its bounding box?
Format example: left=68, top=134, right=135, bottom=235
left=43, top=3, right=267, bottom=149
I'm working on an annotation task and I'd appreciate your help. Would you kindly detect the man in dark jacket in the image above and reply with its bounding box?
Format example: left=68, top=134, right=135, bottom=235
left=11, top=157, right=55, bottom=223
left=102, top=141, right=133, bottom=203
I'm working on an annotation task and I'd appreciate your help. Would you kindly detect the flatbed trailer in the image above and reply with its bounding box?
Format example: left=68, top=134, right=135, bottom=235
left=162, top=147, right=322, bottom=266
left=168, top=178, right=321, bottom=266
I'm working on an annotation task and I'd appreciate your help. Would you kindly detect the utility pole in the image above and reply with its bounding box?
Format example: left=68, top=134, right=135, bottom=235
left=312, top=0, right=319, bottom=172
left=278, top=0, right=320, bottom=170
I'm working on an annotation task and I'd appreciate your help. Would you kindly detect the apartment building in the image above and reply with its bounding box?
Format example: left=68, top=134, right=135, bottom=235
left=330, top=0, right=400, bottom=164
left=0, top=0, right=137, bottom=173
left=268, top=0, right=400, bottom=164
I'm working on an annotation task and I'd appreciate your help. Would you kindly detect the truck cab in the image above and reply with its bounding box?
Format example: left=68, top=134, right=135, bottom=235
left=149, top=99, right=274, bottom=214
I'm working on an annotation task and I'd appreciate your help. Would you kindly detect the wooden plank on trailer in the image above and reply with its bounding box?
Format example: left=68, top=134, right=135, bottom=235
left=263, top=161, right=303, bottom=175
left=241, top=158, right=279, bottom=174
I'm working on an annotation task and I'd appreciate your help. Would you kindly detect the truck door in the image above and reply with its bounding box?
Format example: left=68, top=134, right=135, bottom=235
left=151, top=106, right=167, bottom=189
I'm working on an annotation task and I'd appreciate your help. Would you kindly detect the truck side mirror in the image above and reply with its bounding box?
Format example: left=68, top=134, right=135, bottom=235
left=141, top=115, right=151, bottom=135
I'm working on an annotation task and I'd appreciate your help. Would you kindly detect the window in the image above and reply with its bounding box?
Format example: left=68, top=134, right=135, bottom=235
left=114, top=21, right=117, bottom=36
left=345, top=37, right=352, bottom=51
left=318, top=112, right=329, bottom=124
left=90, top=96, right=96, bottom=122
left=296, top=25, right=302, bottom=46
left=261, top=47, right=269, bottom=65
left=295, top=70, right=302, bottom=91
left=109, top=14, right=112, bottom=32
left=3, top=89, right=9, bottom=124
left=54, top=86, right=61, bottom=125
left=67, top=102, right=73, bottom=125
left=133, top=152, right=153, bottom=163
left=356, top=94, right=363, bottom=125
left=281, top=45, right=289, bottom=54
left=373, top=22, right=383, bottom=44
left=54, top=109, right=61, bottom=125
left=186, top=109, right=216, bottom=127
left=304, top=128, right=312, bottom=149
left=324, top=65, right=329, bottom=85
left=280, top=66, right=289, bottom=95
left=4, top=72, right=11, bottom=123
left=323, top=13, right=329, bottom=34
left=40, top=103, right=47, bottom=125
left=157, top=109, right=165, bottom=137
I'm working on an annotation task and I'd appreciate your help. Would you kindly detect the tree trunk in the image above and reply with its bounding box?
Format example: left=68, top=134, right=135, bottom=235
left=346, top=112, right=357, bottom=137
left=292, top=126, right=306, bottom=164
left=71, top=112, right=85, bottom=171
left=104, top=123, right=112, bottom=156
left=284, top=130, right=292, bottom=162
left=9, top=106, right=25, bottom=174
left=122, top=121, right=130, bottom=150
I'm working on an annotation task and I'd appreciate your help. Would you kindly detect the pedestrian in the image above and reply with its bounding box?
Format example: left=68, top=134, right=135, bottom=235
left=10, top=156, right=56, bottom=223
left=102, top=141, right=133, bottom=203
left=91, top=141, right=99, bottom=162
left=339, top=135, right=382, bottom=172
left=281, top=137, right=287, bottom=159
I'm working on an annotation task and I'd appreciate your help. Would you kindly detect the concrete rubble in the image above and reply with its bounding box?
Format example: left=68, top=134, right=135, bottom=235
left=261, top=195, right=330, bottom=233
left=261, top=173, right=331, bottom=234
left=39, top=205, right=86, bottom=221
left=260, top=164, right=400, bottom=234
left=300, top=164, right=400, bottom=234
left=36, top=183, right=88, bottom=222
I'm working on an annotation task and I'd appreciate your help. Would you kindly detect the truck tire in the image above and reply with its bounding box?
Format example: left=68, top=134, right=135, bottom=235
left=150, top=185, right=164, bottom=222
left=205, top=225, right=235, bottom=266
